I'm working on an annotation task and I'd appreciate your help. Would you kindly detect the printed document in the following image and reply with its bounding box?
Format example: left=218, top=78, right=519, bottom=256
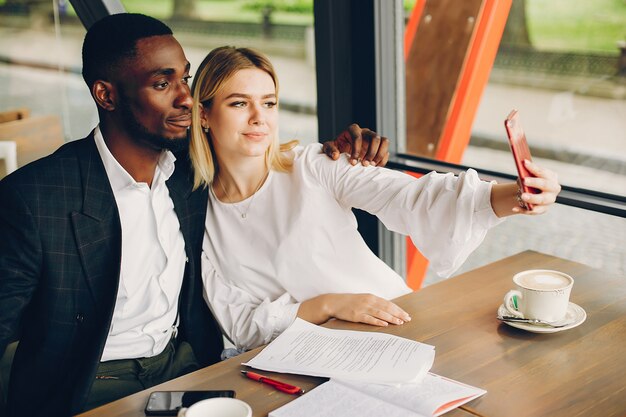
left=243, top=318, right=435, bottom=384
left=269, top=373, right=486, bottom=417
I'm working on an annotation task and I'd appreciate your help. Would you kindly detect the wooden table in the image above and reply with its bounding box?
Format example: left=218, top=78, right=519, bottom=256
left=77, top=251, right=626, bottom=417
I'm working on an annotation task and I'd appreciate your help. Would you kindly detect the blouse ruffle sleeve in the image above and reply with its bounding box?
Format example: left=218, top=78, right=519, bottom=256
left=302, top=144, right=504, bottom=277
left=201, top=249, right=300, bottom=351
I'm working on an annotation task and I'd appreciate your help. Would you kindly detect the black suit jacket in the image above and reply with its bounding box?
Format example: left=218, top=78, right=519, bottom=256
left=0, top=133, right=223, bottom=417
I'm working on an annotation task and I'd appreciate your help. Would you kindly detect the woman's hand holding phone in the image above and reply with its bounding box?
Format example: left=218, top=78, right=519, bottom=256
left=515, top=159, right=561, bottom=215
left=491, top=110, right=561, bottom=217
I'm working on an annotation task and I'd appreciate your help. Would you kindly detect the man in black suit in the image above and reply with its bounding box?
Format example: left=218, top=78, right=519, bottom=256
left=0, top=13, right=388, bottom=417
left=0, top=14, right=223, bottom=417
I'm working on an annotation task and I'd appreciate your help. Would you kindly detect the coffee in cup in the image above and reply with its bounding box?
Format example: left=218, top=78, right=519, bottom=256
left=178, top=397, right=252, bottom=417
left=503, top=269, right=573, bottom=322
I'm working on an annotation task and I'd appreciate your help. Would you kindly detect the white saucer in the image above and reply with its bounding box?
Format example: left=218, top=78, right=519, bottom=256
left=497, top=302, right=586, bottom=333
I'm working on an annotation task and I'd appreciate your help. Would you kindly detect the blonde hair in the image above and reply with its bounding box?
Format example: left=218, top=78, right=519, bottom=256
left=189, top=46, right=298, bottom=190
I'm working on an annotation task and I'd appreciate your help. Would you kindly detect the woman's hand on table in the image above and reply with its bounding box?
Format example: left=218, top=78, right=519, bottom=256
left=298, top=293, right=411, bottom=327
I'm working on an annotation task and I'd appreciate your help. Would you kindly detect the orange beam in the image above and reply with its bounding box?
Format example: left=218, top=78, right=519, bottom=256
left=404, top=0, right=429, bottom=290
left=436, top=0, right=512, bottom=163
left=404, top=0, right=512, bottom=290
left=403, top=172, right=427, bottom=290
left=403, top=0, right=427, bottom=59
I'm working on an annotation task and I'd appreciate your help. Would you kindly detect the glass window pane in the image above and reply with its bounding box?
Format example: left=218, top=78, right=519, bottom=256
left=402, top=0, right=625, bottom=287
left=424, top=204, right=626, bottom=286
left=0, top=0, right=317, bottom=180
left=467, top=0, right=626, bottom=196
left=0, top=1, right=95, bottom=175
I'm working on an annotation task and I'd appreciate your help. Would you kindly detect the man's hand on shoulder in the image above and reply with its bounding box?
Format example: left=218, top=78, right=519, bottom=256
left=321, top=123, right=390, bottom=167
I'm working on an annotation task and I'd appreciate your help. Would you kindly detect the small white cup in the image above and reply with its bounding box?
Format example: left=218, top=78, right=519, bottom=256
left=503, top=269, right=573, bottom=322
left=177, top=397, right=252, bottom=417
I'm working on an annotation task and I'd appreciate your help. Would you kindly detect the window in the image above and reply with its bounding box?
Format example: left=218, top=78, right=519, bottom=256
left=467, top=0, right=625, bottom=196
left=401, top=0, right=625, bottom=283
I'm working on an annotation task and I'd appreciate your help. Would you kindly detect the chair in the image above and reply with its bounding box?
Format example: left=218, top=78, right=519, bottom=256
left=0, top=141, right=17, bottom=178
left=0, top=341, right=18, bottom=417
left=0, top=113, right=64, bottom=168
left=0, top=108, right=29, bottom=124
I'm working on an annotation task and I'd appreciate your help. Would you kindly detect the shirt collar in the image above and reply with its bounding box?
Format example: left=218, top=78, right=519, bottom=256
left=94, top=125, right=177, bottom=192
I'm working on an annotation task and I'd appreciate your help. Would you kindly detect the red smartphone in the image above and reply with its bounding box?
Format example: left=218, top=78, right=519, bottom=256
left=504, top=110, right=540, bottom=210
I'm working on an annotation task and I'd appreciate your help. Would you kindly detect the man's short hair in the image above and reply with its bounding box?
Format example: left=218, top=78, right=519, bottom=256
left=82, top=13, right=173, bottom=88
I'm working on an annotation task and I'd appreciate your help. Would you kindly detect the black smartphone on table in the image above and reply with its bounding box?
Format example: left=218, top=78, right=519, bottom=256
left=144, top=390, right=236, bottom=416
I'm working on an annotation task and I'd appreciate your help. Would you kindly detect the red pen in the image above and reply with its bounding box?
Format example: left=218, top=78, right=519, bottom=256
left=241, top=370, right=305, bottom=395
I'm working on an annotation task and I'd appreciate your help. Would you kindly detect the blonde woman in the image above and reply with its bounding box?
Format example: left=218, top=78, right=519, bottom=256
left=190, top=46, right=561, bottom=351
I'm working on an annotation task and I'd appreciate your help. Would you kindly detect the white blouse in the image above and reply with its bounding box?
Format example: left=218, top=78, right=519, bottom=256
left=95, top=127, right=186, bottom=361
left=201, top=144, right=502, bottom=350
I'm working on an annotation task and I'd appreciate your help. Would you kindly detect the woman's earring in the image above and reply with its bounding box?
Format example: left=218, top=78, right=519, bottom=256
left=203, top=126, right=209, bottom=133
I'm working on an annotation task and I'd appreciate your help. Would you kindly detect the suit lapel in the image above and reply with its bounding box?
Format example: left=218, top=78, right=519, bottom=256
left=167, top=156, right=194, bottom=256
left=166, top=155, right=203, bottom=325
left=71, top=135, right=121, bottom=317
left=70, top=143, right=200, bottom=322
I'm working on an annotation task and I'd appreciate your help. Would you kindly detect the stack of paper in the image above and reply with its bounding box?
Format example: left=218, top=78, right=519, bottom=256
left=268, top=373, right=486, bottom=417
left=243, top=318, right=435, bottom=385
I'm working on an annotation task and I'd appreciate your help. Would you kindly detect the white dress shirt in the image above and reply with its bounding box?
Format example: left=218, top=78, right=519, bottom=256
left=201, top=144, right=503, bottom=351
left=94, top=127, right=186, bottom=361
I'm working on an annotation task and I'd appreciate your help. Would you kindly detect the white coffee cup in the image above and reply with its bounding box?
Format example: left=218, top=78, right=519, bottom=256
left=177, top=397, right=252, bottom=417
left=503, top=269, right=573, bottom=321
